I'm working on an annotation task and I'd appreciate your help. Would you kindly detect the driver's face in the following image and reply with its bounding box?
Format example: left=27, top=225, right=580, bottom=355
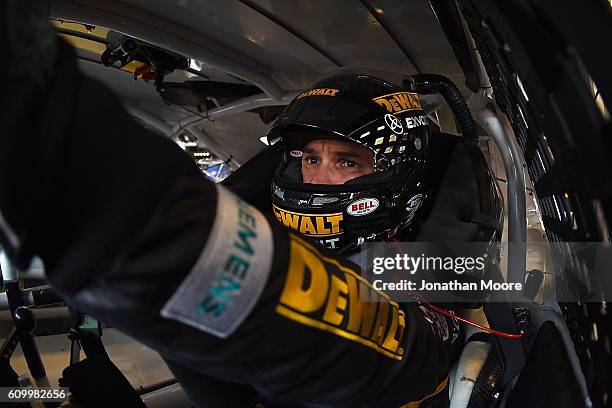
left=302, top=139, right=374, bottom=185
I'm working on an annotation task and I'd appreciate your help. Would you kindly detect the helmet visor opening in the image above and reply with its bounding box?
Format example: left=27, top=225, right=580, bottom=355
left=274, top=160, right=406, bottom=193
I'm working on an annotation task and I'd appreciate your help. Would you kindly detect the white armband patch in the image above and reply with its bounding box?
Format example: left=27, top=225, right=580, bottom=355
left=161, top=185, right=273, bottom=338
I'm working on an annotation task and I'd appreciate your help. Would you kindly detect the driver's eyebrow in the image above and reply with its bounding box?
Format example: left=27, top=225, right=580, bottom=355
left=303, top=145, right=371, bottom=160
left=332, top=151, right=365, bottom=159
left=303, top=146, right=319, bottom=155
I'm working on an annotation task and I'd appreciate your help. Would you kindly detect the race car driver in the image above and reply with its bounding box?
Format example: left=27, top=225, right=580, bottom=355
left=267, top=71, right=433, bottom=253
left=0, top=5, right=460, bottom=407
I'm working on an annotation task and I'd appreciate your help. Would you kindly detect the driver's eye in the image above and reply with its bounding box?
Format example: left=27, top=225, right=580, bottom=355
left=340, top=160, right=358, bottom=168
left=304, top=156, right=319, bottom=166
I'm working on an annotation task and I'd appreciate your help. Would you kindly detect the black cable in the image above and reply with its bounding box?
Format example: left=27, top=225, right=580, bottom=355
left=411, top=74, right=479, bottom=143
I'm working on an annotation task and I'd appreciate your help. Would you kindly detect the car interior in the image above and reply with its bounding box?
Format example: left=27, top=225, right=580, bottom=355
left=1, top=1, right=610, bottom=407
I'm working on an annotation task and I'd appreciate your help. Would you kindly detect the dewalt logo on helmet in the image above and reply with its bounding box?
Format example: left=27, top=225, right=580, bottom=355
left=273, top=205, right=343, bottom=237
left=296, top=88, right=340, bottom=99
left=372, top=92, right=422, bottom=114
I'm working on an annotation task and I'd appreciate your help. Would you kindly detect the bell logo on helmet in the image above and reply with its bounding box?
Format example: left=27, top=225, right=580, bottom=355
left=290, top=150, right=303, bottom=158
left=384, top=114, right=404, bottom=135
left=347, top=198, right=379, bottom=216
left=373, top=92, right=422, bottom=114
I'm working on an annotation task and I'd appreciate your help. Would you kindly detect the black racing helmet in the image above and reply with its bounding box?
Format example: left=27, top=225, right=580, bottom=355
left=269, top=72, right=431, bottom=252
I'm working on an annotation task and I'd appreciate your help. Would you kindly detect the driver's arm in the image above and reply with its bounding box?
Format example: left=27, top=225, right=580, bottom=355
left=0, top=38, right=456, bottom=407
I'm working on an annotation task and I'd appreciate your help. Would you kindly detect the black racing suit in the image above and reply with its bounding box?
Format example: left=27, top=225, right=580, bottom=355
left=0, top=38, right=460, bottom=407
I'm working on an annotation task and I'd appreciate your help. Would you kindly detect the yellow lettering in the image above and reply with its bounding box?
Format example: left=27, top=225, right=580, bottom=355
left=382, top=305, right=405, bottom=353
left=359, top=286, right=380, bottom=338
left=343, top=273, right=379, bottom=337
left=370, top=300, right=389, bottom=345
left=344, top=273, right=363, bottom=332
left=316, top=217, right=331, bottom=235
left=279, top=240, right=329, bottom=313
left=272, top=207, right=343, bottom=237
left=373, top=93, right=421, bottom=113
left=279, top=212, right=300, bottom=231
left=300, top=216, right=317, bottom=234
left=374, top=99, right=393, bottom=112
left=297, top=88, right=339, bottom=99
left=397, top=310, right=407, bottom=353
left=389, top=99, right=400, bottom=112
left=322, top=275, right=348, bottom=325
left=327, top=215, right=342, bottom=234
left=395, top=93, right=411, bottom=110
left=276, top=236, right=405, bottom=360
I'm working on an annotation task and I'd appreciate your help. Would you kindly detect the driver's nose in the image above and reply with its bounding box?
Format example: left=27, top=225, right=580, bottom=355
left=304, top=168, right=334, bottom=184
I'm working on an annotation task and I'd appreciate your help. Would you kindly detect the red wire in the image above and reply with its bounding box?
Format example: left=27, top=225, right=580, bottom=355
left=384, top=242, right=524, bottom=340
left=408, top=292, right=525, bottom=340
